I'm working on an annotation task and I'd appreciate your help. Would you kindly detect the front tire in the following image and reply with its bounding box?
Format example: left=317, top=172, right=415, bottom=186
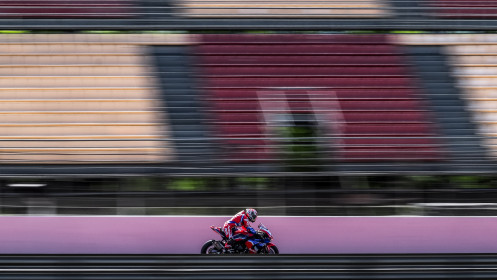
left=201, top=240, right=223, bottom=254
left=266, top=245, right=279, bottom=254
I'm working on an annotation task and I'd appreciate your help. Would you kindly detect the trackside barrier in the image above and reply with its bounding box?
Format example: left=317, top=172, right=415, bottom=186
left=0, top=216, right=496, bottom=254
left=0, top=254, right=497, bottom=279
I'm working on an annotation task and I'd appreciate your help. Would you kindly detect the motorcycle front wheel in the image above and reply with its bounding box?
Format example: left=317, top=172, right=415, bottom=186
left=201, top=240, right=224, bottom=254
left=266, top=245, right=279, bottom=255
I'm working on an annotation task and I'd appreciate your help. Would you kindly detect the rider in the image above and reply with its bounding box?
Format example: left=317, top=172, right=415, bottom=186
left=223, top=208, right=258, bottom=253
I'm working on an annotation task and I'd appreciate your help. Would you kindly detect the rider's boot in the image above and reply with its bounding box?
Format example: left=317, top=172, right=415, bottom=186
left=224, top=239, right=234, bottom=251
left=246, top=241, right=257, bottom=254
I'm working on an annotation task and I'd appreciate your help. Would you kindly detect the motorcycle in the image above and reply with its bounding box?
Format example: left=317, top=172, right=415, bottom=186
left=201, top=223, right=279, bottom=254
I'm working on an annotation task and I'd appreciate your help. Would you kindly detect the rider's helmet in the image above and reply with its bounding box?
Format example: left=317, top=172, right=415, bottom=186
left=245, top=208, right=258, bottom=223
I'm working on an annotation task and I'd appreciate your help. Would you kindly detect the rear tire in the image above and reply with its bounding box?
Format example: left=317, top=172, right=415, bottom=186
left=201, top=240, right=223, bottom=254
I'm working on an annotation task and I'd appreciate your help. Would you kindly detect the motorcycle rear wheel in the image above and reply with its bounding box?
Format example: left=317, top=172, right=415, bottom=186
left=201, top=240, right=223, bottom=254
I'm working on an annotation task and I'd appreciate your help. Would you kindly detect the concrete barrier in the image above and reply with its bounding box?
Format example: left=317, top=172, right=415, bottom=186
left=1, top=216, right=496, bottom=254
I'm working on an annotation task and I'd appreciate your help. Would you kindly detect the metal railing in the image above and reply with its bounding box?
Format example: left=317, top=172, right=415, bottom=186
left=0, top=254, right=496, bottom=279
left=2, top=184, right=497, bottom=216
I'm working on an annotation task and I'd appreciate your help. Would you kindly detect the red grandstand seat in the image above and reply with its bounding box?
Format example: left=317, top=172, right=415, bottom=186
left=205, top=77, right=412, bottom=88
left=342, top=138, right=438, bottom=146
left=342, top=123, right=434, bottom=135
left=198, top=34, right=442, bottom=163
left=202, top=66, right=409, bottom=77
left=434, top=8, right=497, bottom=18
left=338, top=100, right=421, bottom=110
left=198, top=55, right=406, bottom=66
left=341, top=111, right=429, bottom=122
left=339, top=148, right=443, bottom=161
left=216, top=124, right=265, bottom=136
left=333, top=89, right=418, bottom=99
left=0, top=0, right=134, bottom=18
left=208, top=89, right=417, bottom=101
left=200, top=34, right=391, bottom=45
left=210, top=101, right=260, bottom=112
left=215, top=113, right=262, bottom=124
left=196, top=44, right=399, bottom=55
left=429, top=0, right=497, bottom=18
left=221, top=134, right=273, bottom=162
left=431, top=0, right=497, bottom=5
left=223, top=138, right=267, bottom=146
left=208, top=89, right=259, bottom=100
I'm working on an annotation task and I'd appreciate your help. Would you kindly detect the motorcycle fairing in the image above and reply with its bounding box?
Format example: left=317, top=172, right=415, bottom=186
left=210, top=225, right=227, bottom=239
left=266, top=242, right=277, bottom=249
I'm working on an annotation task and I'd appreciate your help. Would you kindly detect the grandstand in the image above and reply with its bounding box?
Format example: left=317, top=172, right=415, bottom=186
left=195, top=34, right=442, bottom=164
left=180, top=0, right=390, bottom=18
left=0, top=32, right=491, bottom=176
left=0, top=1, right=496, bottom=217
left=0, top=34, right=194, bottom=163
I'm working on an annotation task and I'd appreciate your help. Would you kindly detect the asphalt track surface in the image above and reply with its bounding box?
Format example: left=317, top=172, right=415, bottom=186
left=0, top=254, right=497, bottom=279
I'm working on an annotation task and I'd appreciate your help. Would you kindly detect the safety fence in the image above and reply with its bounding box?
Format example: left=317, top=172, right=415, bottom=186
left=0, top=254, right=496, bottom=279
left=3, top=183, right=497, bottom=216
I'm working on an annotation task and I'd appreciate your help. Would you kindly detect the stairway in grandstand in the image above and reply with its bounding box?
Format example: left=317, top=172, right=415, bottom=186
left=150, top=45, right=215, bottom=164
left=0, top=34, right=172, bottom=163
left=398, top=34, right=497, bottom=165
left=195, top=34, right=444, bottom=165
left=402, top=43, right=490, bottom=170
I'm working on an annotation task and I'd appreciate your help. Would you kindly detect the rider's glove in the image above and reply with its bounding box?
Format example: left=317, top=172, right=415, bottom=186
left=247, top=227, right=257, bottom=235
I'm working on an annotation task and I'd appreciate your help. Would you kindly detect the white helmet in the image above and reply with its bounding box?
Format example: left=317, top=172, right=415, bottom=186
left=245, top=208, right=258, bottom=223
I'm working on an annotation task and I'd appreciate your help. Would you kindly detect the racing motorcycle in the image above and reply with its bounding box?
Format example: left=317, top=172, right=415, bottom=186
left=201, top=223, right=279, bottom=254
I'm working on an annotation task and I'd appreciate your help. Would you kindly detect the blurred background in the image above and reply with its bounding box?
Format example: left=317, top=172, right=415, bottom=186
left=1, top=0, right=497, bottom=217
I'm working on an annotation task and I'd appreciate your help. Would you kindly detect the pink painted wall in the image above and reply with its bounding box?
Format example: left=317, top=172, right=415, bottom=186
left=1, top=216, right=496, bottom=254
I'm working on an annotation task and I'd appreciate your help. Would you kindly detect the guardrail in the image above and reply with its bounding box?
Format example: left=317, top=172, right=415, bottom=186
left=0, top=254, right=496, bottom=279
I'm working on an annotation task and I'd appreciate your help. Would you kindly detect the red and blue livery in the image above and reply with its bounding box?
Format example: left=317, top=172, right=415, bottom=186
left=201, top=223, right=279, bottom=254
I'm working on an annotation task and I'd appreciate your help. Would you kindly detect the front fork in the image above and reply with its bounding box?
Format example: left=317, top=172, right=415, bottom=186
left=262, top=242, right=277, bottom=253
